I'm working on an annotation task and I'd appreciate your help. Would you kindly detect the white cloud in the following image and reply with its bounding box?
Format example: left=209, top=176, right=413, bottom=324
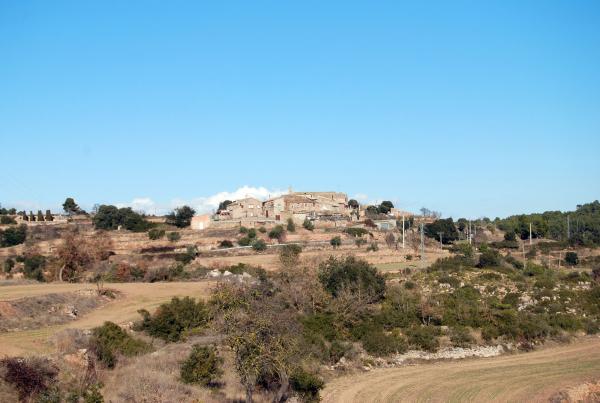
left=117, top=186, right=288, bottom=215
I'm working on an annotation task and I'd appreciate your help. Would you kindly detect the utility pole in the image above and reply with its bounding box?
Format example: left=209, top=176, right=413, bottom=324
left=438, top=232, right=444, bottom=250
left=420, top=223, right=425, bottom=261
left=402, top=215, right=405, bottom=249
left=468, top=220, right=472, bottom=245
left=567, top=215, right=570, bottom=239
left=529, top=222, right=532, bottom=246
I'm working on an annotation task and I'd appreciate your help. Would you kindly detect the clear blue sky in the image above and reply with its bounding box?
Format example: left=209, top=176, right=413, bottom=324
left=1, top=1, right=599, bottom=218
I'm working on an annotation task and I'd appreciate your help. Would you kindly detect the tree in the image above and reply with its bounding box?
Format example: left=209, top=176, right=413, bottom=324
left=286, top=218, right=296, bottom=232
left=93, top=205, right=152, bottom=232
left=217, top=200, right=232, bottom=212
left=565, top=251, right=579, bottom=266
left=62, top=197, right=81, bottom=215
left=504, top=231, right=516, bottom=241
left=251, top=239, right=267, bottom=251
left=36, top=210, right=44, bottom=222
left=385, top=233, right=396, bottom=249
left=425, top=218, right=459, bottom=244
left=29, top=211, right=35, bottom=222
left=318, top=256, right=386, bottom=303
left=180, top=345, right=223, bottom=386
left=303, top=218, right=314, bottom=231
left=44, top=210, right=54, bottom=222
left=378, top=201, right=394, bottom=214
left=330, top=236, right=342, bottom=249
left=166, top=205, right=196, bottom=228
left=55, top=229, right=113, bottom=281
left=365, top=206, right=379, bottom=217
left=348, top=199, right=359, bottom=209
left=269, top=225, right=285, bottom=242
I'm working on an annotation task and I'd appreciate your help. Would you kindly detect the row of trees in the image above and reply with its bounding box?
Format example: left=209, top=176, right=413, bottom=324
left=495, top=201, right=600, bottom=246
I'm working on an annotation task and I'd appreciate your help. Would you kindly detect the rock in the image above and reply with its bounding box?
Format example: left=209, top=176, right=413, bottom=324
left=207, top=269, right=221, bottom=278
left=222, top=270, right=233, bottom=277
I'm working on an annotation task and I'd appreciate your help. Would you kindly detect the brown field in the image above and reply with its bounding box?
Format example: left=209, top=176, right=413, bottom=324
left=322, top=337, right=600, bottom=402
left=0, top=281, right=215, bottom=356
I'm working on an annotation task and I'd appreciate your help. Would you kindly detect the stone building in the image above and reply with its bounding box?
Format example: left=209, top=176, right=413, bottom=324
left=223, top=197, right=264, bottom=219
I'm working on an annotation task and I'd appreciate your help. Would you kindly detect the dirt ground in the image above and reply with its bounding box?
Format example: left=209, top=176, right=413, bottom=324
left=321, top=337, right=600, bottom=402
left=0, top=281, right=215, bottom=356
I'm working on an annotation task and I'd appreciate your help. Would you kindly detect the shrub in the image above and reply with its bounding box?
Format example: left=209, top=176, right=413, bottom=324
left=23, top=254, right=46, bottom=281
left=405, top=326, right=440, bottom=352
left=438, top=275, right=460, bottom=288
left=258, top=226, right=267, bottom=233
left=0, top=215, right=17, bottom=225
left=302, top=219, right=314, bottom=231
left=247, top=228, right=257, bottom=239
left=287, top=218, right=296, bottom=232
left=0, top=356, right=58, bottom=401
left=565, top=251, right=579, bottom=266
left=505, top=255, right=524, bottom=270
left=239, top=226, right=248, bottom=234
left=136, top=297, right=209, bottom=342
left=219, top=239, right=234, bottom=248
left=319, top=256, right=385, bottom=302
left=180, top=344, right=223, bottom=387
left=290, top=368, right=325, bottom=403
left=238, top=236, right=251, bottom=246
left=360, top=329, right=407, bottom=356
left=268, top=225, right=285, bottom=241
left=89, top=322, right=151, bottom=368
left=148, top=228, right=165, bottom=240
left=330, top=236, right=342, bottom=249
left=279, top=244, right=302, bottom=267
left=478, top=249, right=501, bottom=268
left=355, top=238, right=367, bottom=247
left=251, top=239, right=267, bottom=252
left=167, top=231, right=181, bottom=242
left=3, top=257, right=15, bottom=273
left=0, top=224, right=27, bottom=247
left=366, top=242, right=379, bottom=252
left=449, top=326, right=474, bottom=347
left=504, top=231, right=517, bottom=241
left=344, top=227, right=369, bottom=237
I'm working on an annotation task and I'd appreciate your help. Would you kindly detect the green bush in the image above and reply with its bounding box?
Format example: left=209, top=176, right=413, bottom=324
left=136, top=297, right=209, bottom=342
left=565, top=251, right=579, bottom=266
left=287, top=218, right=296, bottom=232
left=148, top=228, right=165, bottom=240
left=0, top=215, right=17, bottom=225
left=449, top=326, right=474, bottom=347
left=290, top=368, right=325, bottom=403
left=258, top=226, right=267, bottom=233
left=478, top=249, right=501, bottom=268
left=167, top=231, right=181, bottom=242
left=0, top=224, right=27, bottom=247
left=90, top=322, right=151, bottom=368
left=219, top=239, right=234, bottom=248
left=3, top=257, right=15, bottom=273
left=166, top=205, right=195, bottom=228
left=360, top=329, right=407, bottom=356
left=251, top=239, right=267, bottom=251
left=438, top=275, right=460, bottom=288
left=366, top=242, right=379, bottom=252
left=238, top=236, right=251, bottom=246
left=330, top=236, right=342, bottom=249
left=405, top=326, right=440, bottom=352
left=344, top=227, right=369, bottom=237
left=247, top=228, right=257, bottom=239
left=180, top=344, right=223, bottom=387
left=268, top=225, right=285, bottom=240
left=319, top=256, right=385, bottom=302
left=23, top=254, right=46, bottom=281
left=302, top=219, right=314, bottom=231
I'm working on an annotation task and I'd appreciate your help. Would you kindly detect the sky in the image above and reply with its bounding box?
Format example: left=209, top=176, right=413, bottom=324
left=1, top=1, right=599, bottom=218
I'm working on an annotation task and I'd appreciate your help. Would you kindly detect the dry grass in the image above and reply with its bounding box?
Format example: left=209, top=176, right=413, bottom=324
left=0, top=281, right=215, bottom=356
left=322, top=337, right=600, bottom=402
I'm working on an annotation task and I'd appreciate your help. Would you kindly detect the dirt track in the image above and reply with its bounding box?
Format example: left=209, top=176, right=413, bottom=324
left=0, top=281, right=215, bottom=356
left=322, top=337, right=600, bottom=402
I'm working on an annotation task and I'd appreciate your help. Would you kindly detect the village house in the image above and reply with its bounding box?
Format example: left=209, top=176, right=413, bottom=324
left=223, top=197, right=264, bottom=219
